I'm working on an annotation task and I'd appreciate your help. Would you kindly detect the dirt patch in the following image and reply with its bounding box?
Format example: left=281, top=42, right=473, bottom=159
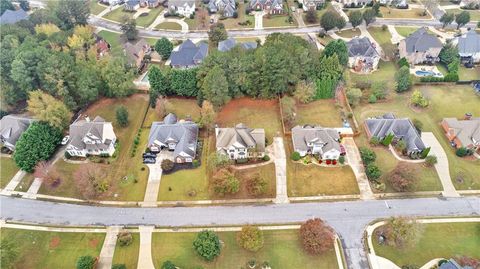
left=49, top=236, right=61, bottom=248
left=83, top=94, right=148, bottom=116
left=218, top=98, right=278, bottom=121
left=89, top=238, right=100, bottom=249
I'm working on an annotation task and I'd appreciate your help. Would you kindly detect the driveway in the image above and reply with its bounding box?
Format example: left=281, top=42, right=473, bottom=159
left=343, top=137, right=374, bottom=200
left=142, top=153, right=167, bottom=207
left=273, top=137, right=288, bottom=204
left=253, top=11, right=264, bottom=30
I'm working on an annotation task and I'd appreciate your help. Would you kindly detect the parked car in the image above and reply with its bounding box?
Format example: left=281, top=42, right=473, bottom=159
left=143, top=158, right=156, bottom=164
left=61, top=135, right=70, bottom=145
left=143, top=152, right=157, bottom=158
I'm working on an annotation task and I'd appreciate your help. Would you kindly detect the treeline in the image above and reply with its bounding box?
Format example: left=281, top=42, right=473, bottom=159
left=1, top=0, right=135, bottom=113
left=148, top=33, right=347, bottom=109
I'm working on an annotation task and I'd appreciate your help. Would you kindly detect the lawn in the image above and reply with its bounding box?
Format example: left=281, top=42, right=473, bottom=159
left=152, top=229, right=339, bottom=268
left=395, top=26, right=420, bottom=37
left=336, top=28, right=362, bottom=39
left=155, top=21, right=182, bottom=30
left=97, top=30, right=123, bottom=56
left=136, top=7, right=164, bottom=28
left=1, top=228, right=105, bottom=269
left=143, top=97, right=201, bottom=128
left=263, top=14, right=297, bottom=28
left=217, top=98, right=282, bottom=142
left=89, top=0, right=108, bottom=15
left=448, top=8, right=480, bottom=21
left=295, top=99, right=344, bottom=127
left=42, top=95, right=150, bottom=200
left=112, top=233, right=140, bottom=269
left=349, top=60, right=398, bottom=93
left=103, top=7, right=134, bottom=22
left=459, top=65, right=480, bottom=81
left=0, top=157, right=18, bottom=188
left=352, top=84, right=480, bottom=190
left=367, top=27, right=397, bottom=60
left=221, top=3, right=255, bottom=29
left=379, top=6, right=431, bottom=19
left=303, top=3, right=334, bottom=25
left=14, top=173, right=34, bottom=192
left=317, top=34, right=335, bottom=46
left=373, top=222, right=480, bottom=267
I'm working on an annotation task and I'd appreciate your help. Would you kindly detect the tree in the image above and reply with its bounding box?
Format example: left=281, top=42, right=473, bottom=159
left=161, top=261, right=177, bottom=269
left=148, top=66, right=170, bottom=106
left=34, top=161, right=60, bottom=188
left=13, top=122, right=62, bottom=172
left=246, top=176, right=267, bottom=196
left=236, top=226, right=264, bottom=252
left=193, top=230, right=221, bottom=261
left=100, top=57, right=135, bottom=98
left=121, top=19, right=138, bottom=41
left=35, top=23, right=61, bottom=37
left=27, top=91, right=72, bottom=131
left=199, top=100, right=216, bottom=132
left=346, top=88, right=362, bottom=106
left=0, top=238, right=18, bottom=269
left=439, top=42, right=459, bottom=65
left=0, top=0, right=14, bottom=16
left=155, top=38, right=173, bottom=60
left=170, top=68, right=198, bottom=97
left=211, top=169, right=240, bottom=195
left=116, top=106, right=129, bottom=127
left=320, top=10, right=342, bottom=31
left=76, top=255, right=96, bottom=269
left=74, top=164, right=110, bottom=199
left=359, top=147, right=376, bottom=165
left=323, top=39, right=348, bottom=66
left=372, top=81, right=389, bottom=99
left=201, top=65, right=230, bottom=109
left=455, top=11, right=470, bottom=29
left=411, top=90, right=429, bottom=108
left=155, top=97, right=167, bottom=117
left=161, top=159, right=174, bottom=171
left=397, top=57, right=409, bottom=69
left=366, top=163, right=381, bottom=180
left=54, top=0, right=90, bottom=30
left=395, top=66, right=412, bottom=92
left=388, top=163, right=419, bottom=192
left=294, top=81, right=315, bottom=104
left=363, top=9, right=377, bottom=26
left=379, top=216, right=421, bottom=248
left=336, top=16, right=346, bottom=31
left=208, top=23, right=227, bottom=46
left=207, top=153, right=232, bottom=170
left=439, top=12, right=454, bottom=28
left=291, top=151, right=301, bottom=161
left=19, top=0, right=30, bottom=11
left=349, top=11, right=363, bottom=28
left=280, top=96, right=297, bottom=126
left=299, top=218, right=335, bottom=255
left=117, top=231, right=133, bottom=247
left=305, top=9, right=319, bottom=24
left=456, top=147, right=469, bottom=157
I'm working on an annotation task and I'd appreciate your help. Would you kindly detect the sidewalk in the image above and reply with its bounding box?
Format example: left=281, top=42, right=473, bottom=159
left=137, top=226, right=155, bottom=269
left=98, top=226, right=121, bottom=269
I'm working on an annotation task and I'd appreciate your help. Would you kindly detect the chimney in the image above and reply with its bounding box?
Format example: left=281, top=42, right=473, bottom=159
left=465, top=113, right=472, bottom=120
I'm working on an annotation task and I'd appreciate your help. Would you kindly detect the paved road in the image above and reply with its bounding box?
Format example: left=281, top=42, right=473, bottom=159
left=1, top=196, right=479, bottom=268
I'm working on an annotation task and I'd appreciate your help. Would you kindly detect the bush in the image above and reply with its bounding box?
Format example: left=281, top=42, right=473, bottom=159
left=212, top=169, right=240, bottom=195
left=388, top=163, right=419, bottom=192
left=359, top=147, right=376, bottom=165
left=192, top=159, right=200, bottom=168
left=117, top=231, right=133, bottom=247
left=112, top=265, right=127, bottom=269
left=299, top=218, right=335, bottom=255
left=370, top=137, right=381, bottom=146
left=412, top=118, right=423, bottom=133
left=410, top=90, right=429, bottom=108
left=161, top=261, right=176, bottom=269
left=116, top=106, right=129, bottom=127
left=368, top=94, right=377, bottom=103
left=236, top=225, right=264, bottom=252
left=291, top=151, right=301, bottom=161
left=246, top=176, right=267, bottom=196
left=395, top=140, right=407, bottom=154
left=397, top=57, right=409, bottom=69
left=424, top=155, right=437, bottom=167
left=76, top=256, right=96, bottom=269
left=456, top=147, right=469, bottom=157
left=161, top=159, right=175, bottom=171
left=381, top=133, right=394, bottom=146
left=366, top=163, right=381, bottom=181
left=382, top=24, right=387, bottom=31
left=262, top=155, right=270, bottom=161
left=395, top=66, right=412, bottom=93
left=193, top=230, right=221, bottom=261
left=339, top=155, right=345, bottom=164
left=346, top=88, right=362, bottom=106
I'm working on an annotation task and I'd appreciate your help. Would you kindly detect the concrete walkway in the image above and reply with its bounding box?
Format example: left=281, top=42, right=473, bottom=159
left=146, top=9, right=168, bottom=30
left=428, top=26, right=454, bottom=42
left=96, top=3, right=122, bottom=18
left=343, top=137, right=374, bottom=200
left=273, top=137, right=289, bottom=204
left=98, top=226, right=121, bottom=269
left=137, top=226, right=155, bottom=269
left=421, top=132, right=459, bottom=197
left=387, top=25, right=404, bottom=44
left=254, top=11, right=264, bottom=30
left=142, top=156, right=163, bottom=207
left=292, top=9, right=305, bottom=28
left=23, top=178, right=42, bottom=199
left=388, top=145, right=424, bottom=163
left=1, top=170, right=26, bottom=193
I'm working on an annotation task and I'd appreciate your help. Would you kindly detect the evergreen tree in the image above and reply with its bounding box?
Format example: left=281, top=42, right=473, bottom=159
left=201, top=66, right=230, bottom=108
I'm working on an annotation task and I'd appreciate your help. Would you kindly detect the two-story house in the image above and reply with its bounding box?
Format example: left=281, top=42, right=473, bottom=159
left=0, top=115, right=35, bottom=152
left=215, top=123, right=266, bottom=160
left=347, top=37, right=380, bottom=73
left=123, top=38, right=151, bottom=71
left=291, top=125, right=343, bottom=160
left=441, top=114, right=480, bottom=152
left=456, top=30, right=480, bottom=65
left=168, top=0, right=196, bottom=17
left=249, top=0, right=284, bottom=14
left=169, top=39, right=208, bottom=68
left=398, top=27, right=443, bottom=65
left=66, top=116, right=117, bottom=157
left=208, top=0, right=237, bottom=17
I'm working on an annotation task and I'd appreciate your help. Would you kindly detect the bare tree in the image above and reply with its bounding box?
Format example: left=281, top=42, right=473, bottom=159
left=155, top=97, right=167, bottom=118
left=33, top=161, right=60, bottom=188
left=74, top=164, right=110, bottom=199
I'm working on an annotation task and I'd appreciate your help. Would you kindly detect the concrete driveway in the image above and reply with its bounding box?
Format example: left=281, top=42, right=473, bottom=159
left=142, top=153, right=165, bottom=207
left=273, top=137, right=288, bottom=203
left=343, top=137, right=374, bottom=200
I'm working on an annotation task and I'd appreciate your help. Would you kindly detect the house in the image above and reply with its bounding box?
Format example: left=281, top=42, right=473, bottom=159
left=168, top=0, right=196, bottom=17
left=0, top=115, right=35, bottom=151
left=123, top=38, right=151, bottom=70
left=66, top=116, right=117, bottom=157
left=337, top=0, right=373, bottom=8
left=460, top=0, right=480, bottom=9
left=364, top=113, right=427, bottom=158
left=0, top=9, right=29, bottom=25
left=398, top=27, right=443, bottom=65
left=441, top=114, right=480, bottom=152
left=147, top=0, right=161, bottom=8
left=291, top=125, right=343, bottom=160
left=218, top=37, right=258, bottom=52
left=100, top=0, right=123, bottom=5
left=208, top=0, right=237, bottom=17
left=169, top=39, right=208, bottom=68
left=215, top=123, right=265, bottom=160
left=346, top=37, right=380, bottom=73
left=379, top=0, right=408, bottom=8
left=299, top=0, right=325, bottom=11
left=249, top=0, right=284, bottom=14
left=456, top=30, right=480, bottom=64
left=94, top=34, right=110, bottom=58
left=124, top=0, right=140, bottom=10
left=439, top=259, right=468, bottom=269
left=148, top=113, right=199, bottom=163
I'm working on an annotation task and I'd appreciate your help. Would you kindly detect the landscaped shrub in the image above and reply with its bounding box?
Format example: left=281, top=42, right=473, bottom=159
left=76, top=255, right=96, bottom=269
left=411, top=90, right=429, bottom=108
left=388, top=163, right=419, bottom=192
left=262, top=155, right=270, bottom=161
left=332, top=159, right=337, bottom=165
left=117, top=231, right=133, bottom=247
left=369, top=137, right=381, bottom=146
left=359, top=147, right=376, bottom=165
left=236, top=225, right=264, bottom=252
left=456, top=147, right=469, bottom=157
left=192, top=159, right=200, bottom=168
left=424, top=155, right=437, bottom=167
left=161, top=159, right=174, bottom=171
left=381, top=133, right=394, bottom=146
left=193, top=230, right=221, bottom=261
left=397, top=57, right=409, bottom=69
left=368, top=94, right=377, bottom=103
left=339, top=155, right=345, bottom=164
left=65, top=151, right=72, bottom=159
left=161, top=261, right=176, bottom=269
left=394, top=140, right=407, bottom=154
left=291, top=151, right=301, bottom=161
left=247, top=176, right=268, bottom=196
left=299, top=218, right=334, bottom=255
left=326, top=159, right=332, bottom=165
left=366, top=163, right=381, bottom=181
left=412, top=119, right=423, bottom=133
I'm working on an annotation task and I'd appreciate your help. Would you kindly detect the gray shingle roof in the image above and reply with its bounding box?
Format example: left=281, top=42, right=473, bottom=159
left=347, top=37, right=379, bottom=58
left=218, top=37, right=258, bottom=52
left=439, top=259, right=464, bottom=269
left=443, top=117, right=480, bottom=147
left=404, top=27, right=442, bottom=53
left=458, top=30, right=480, bottom=55
left=123, top=38, right=150, bottom=65
left=365, top=114, right=426, bottom=153
left=216, top=123, right=265, bottom=152
left=148, top=113, right=199, bottom=159
left=0, top=9, right=28, bottom=25
left=69, top=116, right=114, bottom=151
left=291, top=125, right=341, bottom=153
left=169, top=39, right=208, bottom=67
left=0, top=115, right=35, bottom=149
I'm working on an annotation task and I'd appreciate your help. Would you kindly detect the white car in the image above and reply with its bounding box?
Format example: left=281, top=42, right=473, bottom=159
left=61, top=135, right=70, bottom=145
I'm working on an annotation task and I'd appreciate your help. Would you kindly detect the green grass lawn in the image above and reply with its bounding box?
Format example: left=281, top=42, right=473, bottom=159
left=303, top=3, right=333, bottom=25
left=263, top=14, right=297, bottom=28
left=395, top=26, right=420, bottom=37
left=448, top=8, right=480, bottom=21
left=143, top=97, right=201, bottom=128
left=42, top=95, right=150, bottom=200
left=155, top=21, right=182, bottom=30
left=112, top=233, right=140, bottom=269
left=218, top=98, right=282, bottom=142
left=353, top=84, right=480, bottom=190
left=317, top=35, right=335, bottom=46
left=336, top=28, right=362, bottom=39
left=379, top=6, right=431, bottom=19
left=89, top=0, right=108, bottom=15
left=1, top=228, right=105, bottom=269
left=152, top=229, right=339, bottom=268
left=136, top=7, right=164, bottom=27
left=367, top=27, right=397, bottom=60
left=221, top=3, right=255, bottom=29
left=103, top=7, right=134, bottom=22
left=295, top=99, right=344, bottom=127
left=0, top=157, right=18, bottom=188
left=373, top=222, right=480, bottom=267
left=14, top=173, right=34, bottom=191
left=459, top=65, right=480, bottom=81
left=349, top=60, right=398, bottom=91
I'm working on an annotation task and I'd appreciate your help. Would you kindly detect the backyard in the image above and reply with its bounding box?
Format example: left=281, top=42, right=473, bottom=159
left=152, top=229, right=339, bottom=268
left=373, top=221, right=480, bottom=267
left=143, top=97, right=201, bottom=128
left=379, top=6, right=431, bottom=19
left=353, top=84, right=480, bottom=190
left=0, top=157, right=18, bottom=188
left=40, top=95, right=150, bottom=201
left=348, top=60, right=398, bottom=90
left=295, top=99, right=344, bottom=127
left=112, top=232, right=140, bottom=269
left=0, top=228, right=105, bottom=269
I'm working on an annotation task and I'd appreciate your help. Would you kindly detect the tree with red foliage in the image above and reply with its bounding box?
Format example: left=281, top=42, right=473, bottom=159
left=33, top=161, right=60, bottom=188
left=299, top=218, right=335, bottom=255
